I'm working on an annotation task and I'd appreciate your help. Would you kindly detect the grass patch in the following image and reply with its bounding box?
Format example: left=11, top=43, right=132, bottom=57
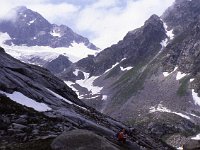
left=104, top=65, right=120, bottom=79
left=111, top=57, right=161, bottom=105
left=177, top=76, right=190, bottom=96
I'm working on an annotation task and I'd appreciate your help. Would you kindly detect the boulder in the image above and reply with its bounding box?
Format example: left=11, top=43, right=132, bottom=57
left=51, top=129, right=119, bottom=150
left=183, top=140, right=200, bottom=150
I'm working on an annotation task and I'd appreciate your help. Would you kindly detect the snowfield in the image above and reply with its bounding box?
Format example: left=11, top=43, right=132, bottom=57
left=0, top=32, right=100, bottom=65
left=76, top=72, right=103, bottom=95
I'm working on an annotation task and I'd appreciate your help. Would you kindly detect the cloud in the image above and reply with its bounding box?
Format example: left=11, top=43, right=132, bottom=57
left=30, top=3, right=79, bottom=25
left=0, top=0, right=79, bottom=26
left=0, top=0, right=175, bottom=49
left=75, top=0, right=175, bottom=49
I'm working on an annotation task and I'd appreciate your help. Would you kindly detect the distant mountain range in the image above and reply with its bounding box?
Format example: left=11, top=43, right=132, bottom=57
left=0, top=6, right=98, bottom=50
left=0, top=6, right=100, bottom=74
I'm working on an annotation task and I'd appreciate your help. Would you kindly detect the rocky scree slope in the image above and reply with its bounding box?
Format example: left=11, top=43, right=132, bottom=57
left=0, top=6, right=97, bottom=50
left=0, top=47, right=174, bottom=150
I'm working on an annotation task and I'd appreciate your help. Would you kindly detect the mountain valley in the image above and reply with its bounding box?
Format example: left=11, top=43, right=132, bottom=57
left=1, top=0, right=200, bottom=149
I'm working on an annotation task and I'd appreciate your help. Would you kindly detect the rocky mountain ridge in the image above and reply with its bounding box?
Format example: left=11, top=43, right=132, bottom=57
left=0, top=6, right=98, bottom=50
left=75, top=14, right=167, bottom=76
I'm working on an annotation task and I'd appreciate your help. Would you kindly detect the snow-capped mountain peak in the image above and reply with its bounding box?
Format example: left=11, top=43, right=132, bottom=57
left=0, top=6, right=98, bottom=50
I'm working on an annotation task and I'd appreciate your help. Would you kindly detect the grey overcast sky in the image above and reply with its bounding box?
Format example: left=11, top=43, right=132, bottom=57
left=0, top=0, right=175, bottom=49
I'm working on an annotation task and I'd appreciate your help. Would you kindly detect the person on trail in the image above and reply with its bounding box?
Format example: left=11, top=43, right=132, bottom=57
left=117, top=128, right=127, bottom=144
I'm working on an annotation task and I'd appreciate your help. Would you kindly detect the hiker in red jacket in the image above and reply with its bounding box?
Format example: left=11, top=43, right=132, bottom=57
left=117, top=128, right=127, bottom=144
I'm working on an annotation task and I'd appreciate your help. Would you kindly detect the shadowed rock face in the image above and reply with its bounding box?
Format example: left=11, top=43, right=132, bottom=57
left=0, top=6, right=98, bottom=50
left=44, top=55, right=72, bottom=74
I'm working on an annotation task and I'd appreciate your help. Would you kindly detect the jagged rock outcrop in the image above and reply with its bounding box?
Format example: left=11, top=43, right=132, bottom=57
left=0, top=6, right=98, bottom=50
left=162, top=0, right=200, bottom=34
left=161, top=0, right=200, bottom=95
left=44, top=55, right=72, bottom=74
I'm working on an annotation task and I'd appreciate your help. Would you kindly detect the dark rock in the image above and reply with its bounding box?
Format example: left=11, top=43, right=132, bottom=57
left=15, top=117, right=27, bottom=125
left=44, top=55, right=72, bottom=74
left=10, top=123, right=28, bottom=130
left=183, top=140, right=200, bottom=150
left=51, top=129, right=119, bottom=150
left=0, top=47, right=5, bottom=53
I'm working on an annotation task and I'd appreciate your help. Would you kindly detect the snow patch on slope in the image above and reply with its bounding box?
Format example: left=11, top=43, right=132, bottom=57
left=50, top=30, right=62, bottom=37
left=163, top=22, right=175, bottom=40
left=190, top=78, right=194, bottom=82
left=192, top=89, right=200, bottom=106
left=160, top=38, right=168, bottom=48
left=191, top=134, right=200, bottom=140
left=28, top=19, right=36, bottom=25
left=176, top=72, right=187, bottom=80
left=64, top=81, right=82, bottom=98
left=163, top=66, right=178, bottom=77
left=149, top=104, right=190, bottom=120
left=104, top=58, right=127, bottom=74
left=66, top=70, right=103, bottom=97
left=73, top=69, right=80, bottom=76
left=102, top=95, right=108, bottom=101
left=84, top=95, right=100, bottom=99
left=104, top=62, right=119, bottom=74
left=0, top=91, right=51, bottom=112
left=120, top=66, right=133, bottom=71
